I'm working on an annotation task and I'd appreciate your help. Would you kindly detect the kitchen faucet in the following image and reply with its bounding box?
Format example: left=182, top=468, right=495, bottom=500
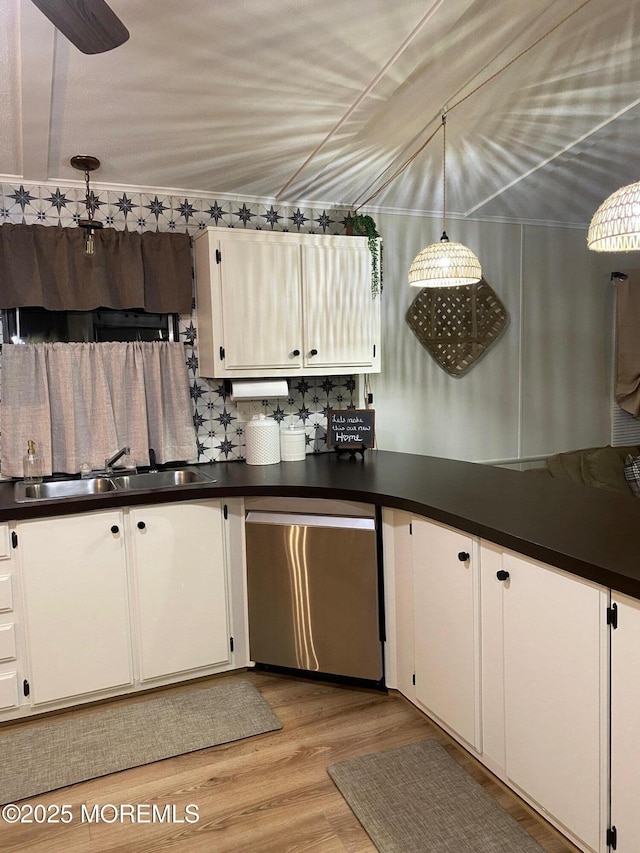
left=105, top=446, right=130, bottom=471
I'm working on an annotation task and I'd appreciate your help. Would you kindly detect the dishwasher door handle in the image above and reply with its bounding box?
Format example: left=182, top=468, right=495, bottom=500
left=245, top=511, right=375, bottom=530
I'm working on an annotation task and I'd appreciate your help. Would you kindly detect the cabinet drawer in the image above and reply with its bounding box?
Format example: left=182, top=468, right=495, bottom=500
left=0, top=575, right=12, bottom=612
left=0, top=624, right=16, bottom=662
left=0, top=672, right=20, bottom=709
left=0, top=524, right=9, bottom=560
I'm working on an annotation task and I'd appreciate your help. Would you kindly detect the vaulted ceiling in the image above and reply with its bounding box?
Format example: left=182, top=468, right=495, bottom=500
left=3, top=0, right=640, bottom=227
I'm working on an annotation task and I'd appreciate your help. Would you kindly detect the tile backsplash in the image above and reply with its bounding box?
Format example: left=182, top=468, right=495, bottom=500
left=0, top=183, right=358, bottom=464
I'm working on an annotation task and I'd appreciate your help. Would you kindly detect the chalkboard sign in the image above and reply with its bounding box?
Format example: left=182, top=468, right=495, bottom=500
left=327, top=409, right=375, bottom=455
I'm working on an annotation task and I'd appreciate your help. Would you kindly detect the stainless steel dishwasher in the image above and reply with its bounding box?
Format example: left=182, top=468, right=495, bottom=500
left=245, top=504, right=384, bottom=687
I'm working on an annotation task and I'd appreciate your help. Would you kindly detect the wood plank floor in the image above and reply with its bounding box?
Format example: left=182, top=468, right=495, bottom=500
left=0, top=670, right=582, bottom=852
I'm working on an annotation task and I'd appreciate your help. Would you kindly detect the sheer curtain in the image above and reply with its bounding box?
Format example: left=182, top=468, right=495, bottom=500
left=0, top=342, right=197, bottom=477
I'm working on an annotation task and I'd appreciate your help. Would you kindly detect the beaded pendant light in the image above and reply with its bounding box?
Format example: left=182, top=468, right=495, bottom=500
left=587, top=180, right=640, bottom=252
left=408, top=114, right=482, bottom=288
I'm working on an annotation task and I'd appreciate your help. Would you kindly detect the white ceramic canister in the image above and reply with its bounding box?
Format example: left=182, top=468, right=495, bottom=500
left=280, top=424, right=306, bottom=462
left=245, top=414, right=281, bottom=465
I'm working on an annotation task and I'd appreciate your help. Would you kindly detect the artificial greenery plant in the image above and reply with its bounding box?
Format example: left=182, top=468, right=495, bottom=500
left=346, top=213, right=382, bottom=298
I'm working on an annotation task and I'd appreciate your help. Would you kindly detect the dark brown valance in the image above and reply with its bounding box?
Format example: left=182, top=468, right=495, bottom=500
left=0, top=224, right=192, bottom=313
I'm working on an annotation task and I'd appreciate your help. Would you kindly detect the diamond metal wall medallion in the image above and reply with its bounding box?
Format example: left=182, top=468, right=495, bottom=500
left=406, top=279, right=508, bottom=377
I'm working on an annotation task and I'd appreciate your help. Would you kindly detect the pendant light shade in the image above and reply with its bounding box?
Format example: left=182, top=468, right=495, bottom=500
left=587, top=180, right=640, bottom=252
left=408, top=231, right=482, bottom=287
left=408, top=114, right=482, bottom=288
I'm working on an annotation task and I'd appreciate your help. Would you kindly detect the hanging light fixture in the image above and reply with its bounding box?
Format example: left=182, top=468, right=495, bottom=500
left=408, top=114, right=482, bottom=288
left=70, top=155, right=103, bottom=256
left=587, top=180, right=640, bottom=252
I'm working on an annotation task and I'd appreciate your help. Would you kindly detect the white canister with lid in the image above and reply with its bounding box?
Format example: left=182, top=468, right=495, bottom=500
left=245, top=414, right=281, bottom=465
left=280, top=424, right=306, bottom=461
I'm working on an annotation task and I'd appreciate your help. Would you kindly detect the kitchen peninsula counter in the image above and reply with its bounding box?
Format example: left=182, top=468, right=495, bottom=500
left=0, top=450, right=637, bottom=597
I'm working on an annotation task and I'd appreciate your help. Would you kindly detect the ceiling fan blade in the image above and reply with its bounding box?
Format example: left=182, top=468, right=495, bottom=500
left=29, top=0, right=129, bottom=55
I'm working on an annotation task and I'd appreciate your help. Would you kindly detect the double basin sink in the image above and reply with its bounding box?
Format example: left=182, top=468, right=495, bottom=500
left=14, top=468, right=216, bottom=503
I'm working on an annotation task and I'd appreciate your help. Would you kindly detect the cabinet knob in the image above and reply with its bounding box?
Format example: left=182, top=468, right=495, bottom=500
left=309, top=348, right=318, bottom=357
left=137, top=521, right=146, bottom=530
left=292, top=349, right=300, bottom=357
left=496, top=570, right=510, bottom=582
left=457, top=551, right=470, bottom=562
left=110, top=525, right=119, bottom=535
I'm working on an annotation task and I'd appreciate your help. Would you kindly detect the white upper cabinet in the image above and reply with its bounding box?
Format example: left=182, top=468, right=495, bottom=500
left=194, top=227, right=380, bottom=378
left=196, top=231, right=302, bottom=373
left=301, top=243, right=377, bottom=370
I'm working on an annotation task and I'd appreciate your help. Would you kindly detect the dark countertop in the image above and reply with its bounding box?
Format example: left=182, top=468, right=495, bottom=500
left=0, top=450, right=638, bottom=597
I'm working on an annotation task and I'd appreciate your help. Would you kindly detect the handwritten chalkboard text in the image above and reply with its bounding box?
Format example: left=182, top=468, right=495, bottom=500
left=328, top=409, right=375, bottom=453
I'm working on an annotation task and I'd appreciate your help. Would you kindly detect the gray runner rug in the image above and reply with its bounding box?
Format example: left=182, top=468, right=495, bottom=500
left=328, top=739, right=545, bottom=853
left=0, top=679, right=282, bottom=804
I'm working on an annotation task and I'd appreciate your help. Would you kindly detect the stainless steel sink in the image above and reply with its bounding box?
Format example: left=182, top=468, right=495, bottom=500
left=14, top=477, right=117, bottom=502
left=112, top=468, right=215, bottom=490
left=13, top=467, right=215, bottom=502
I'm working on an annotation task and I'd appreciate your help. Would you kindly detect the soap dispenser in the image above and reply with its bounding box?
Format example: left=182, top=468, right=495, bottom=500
left=23, top=440, right=43, bottom=484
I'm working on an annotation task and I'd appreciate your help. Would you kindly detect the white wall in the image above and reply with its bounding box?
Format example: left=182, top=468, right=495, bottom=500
left=371, top=211, right=623, bottom=462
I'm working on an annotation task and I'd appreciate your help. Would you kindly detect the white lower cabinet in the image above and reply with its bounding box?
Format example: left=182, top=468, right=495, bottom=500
left=411, top=517, right=481, bottom=750
left=483, top=546, right=608, bottom=853
left=13, top=500, right=234, bottom=715
left=18, top=510, right=133, bottom=705
left=0, top=522, right=22, bottom=711
left=400, top=515, right=609, bottom=853
left=610, top=592, right=640, bottom=853
left=128, top=502, right=230, bottom=681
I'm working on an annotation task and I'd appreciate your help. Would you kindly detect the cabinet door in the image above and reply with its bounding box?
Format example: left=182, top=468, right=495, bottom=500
left=302, top=243, right=378, bottom=369
left=610, top=592, right=640, bottom=853
left=502, top=553, right=606, bottom=853
left=19, top=511, right=132, bottom=705
left=412, top=517, right=480, bottom=749
left=0, top=536, right=26, bottom=713
left=129, top=502, right=230, bottom=681
left=218, top=235, right=302, bottom=371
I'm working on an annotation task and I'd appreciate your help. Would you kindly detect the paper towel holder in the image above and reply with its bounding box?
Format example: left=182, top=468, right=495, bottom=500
left=224, top=379, right=289, bottom=400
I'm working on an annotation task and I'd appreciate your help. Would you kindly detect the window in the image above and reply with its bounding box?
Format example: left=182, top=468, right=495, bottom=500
left=3, top=307, right=178, bottom=345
